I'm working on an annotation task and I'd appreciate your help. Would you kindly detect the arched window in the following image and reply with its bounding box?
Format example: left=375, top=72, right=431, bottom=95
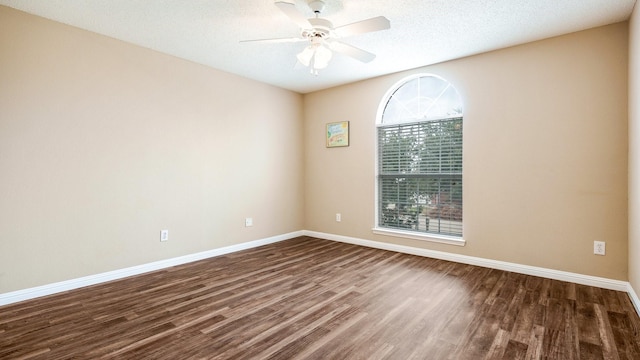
left=375, top=74, right=463, bottom=242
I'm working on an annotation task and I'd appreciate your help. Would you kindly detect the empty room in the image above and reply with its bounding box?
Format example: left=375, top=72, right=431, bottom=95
left=2, top=0, right=640, bottom=359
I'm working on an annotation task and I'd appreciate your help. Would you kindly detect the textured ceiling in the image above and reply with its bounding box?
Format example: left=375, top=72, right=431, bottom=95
left=0, top=0, right=636, bottom=93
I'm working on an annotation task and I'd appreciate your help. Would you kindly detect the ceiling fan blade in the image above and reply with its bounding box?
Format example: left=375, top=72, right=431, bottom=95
left=240, top=37, right=306, bottom=44
left=327, top=40, right=376, bottom=63
left=334, top=16, right=390, bottom=37
left=275, top=1, right=313, bottom=29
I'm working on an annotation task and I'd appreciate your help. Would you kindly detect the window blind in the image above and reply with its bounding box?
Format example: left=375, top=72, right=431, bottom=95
left=378, top=117, right=463, bottom=236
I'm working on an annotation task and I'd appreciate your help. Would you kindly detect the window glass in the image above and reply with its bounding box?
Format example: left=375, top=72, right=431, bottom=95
left=377, top=75, right=463, bottom=238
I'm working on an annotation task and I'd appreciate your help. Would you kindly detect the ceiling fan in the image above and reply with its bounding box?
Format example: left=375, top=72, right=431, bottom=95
left=241, top=0, right=391, bottom=75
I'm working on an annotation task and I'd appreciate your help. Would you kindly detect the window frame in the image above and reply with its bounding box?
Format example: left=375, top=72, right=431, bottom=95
left=373, top=74, right=465, bottom=246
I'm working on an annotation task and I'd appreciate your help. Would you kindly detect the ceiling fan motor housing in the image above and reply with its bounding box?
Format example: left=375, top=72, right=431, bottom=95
left=302, top=18, right=333, bottom=40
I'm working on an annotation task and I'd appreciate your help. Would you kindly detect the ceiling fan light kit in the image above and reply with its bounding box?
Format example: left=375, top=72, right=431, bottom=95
left=297, top=38, right=333, bottom=75
left=241, top=0, right=390, bottom=76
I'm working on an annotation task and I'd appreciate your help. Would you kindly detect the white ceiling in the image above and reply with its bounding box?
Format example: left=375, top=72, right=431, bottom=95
left=0, top=0, right=636, bottom=93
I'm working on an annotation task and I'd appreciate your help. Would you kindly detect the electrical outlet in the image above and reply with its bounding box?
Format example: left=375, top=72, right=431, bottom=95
left=245, top=217, right=253, bottom=227
left=336, top=213, right=341, bottom=222
left=594, top=241, right=605, bottom=255
left=160, top=229, right=169, bottom=242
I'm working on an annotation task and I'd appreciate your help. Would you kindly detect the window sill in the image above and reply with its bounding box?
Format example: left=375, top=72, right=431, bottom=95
left=372, top=228, right=466, bottom=247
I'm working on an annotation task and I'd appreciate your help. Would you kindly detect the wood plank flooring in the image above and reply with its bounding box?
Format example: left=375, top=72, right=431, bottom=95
left=1, top=236, right=639, bottom=359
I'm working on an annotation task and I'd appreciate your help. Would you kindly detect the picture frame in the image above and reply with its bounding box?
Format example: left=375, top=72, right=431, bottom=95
left=326, top=121, right=350, bottom=148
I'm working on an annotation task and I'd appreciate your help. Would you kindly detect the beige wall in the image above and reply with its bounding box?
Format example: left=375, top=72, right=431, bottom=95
left=304, top=23, right=629, bottom=280
left=630, top=6, right=640, bottom=294
left=0, top=6, right=304, bottom=293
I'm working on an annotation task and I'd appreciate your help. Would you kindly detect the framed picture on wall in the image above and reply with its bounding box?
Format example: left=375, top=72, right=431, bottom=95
left=326, top=121, right=350, bottom=148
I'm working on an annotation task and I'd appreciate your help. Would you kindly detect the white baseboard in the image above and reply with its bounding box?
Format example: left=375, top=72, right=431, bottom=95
left=1, top=230, right=636, bottom=313
left=0, top=231, right=304, bottom=306
left=304, top=230, right=630, bottom=292
left=628, top=283, right=640, bottom=315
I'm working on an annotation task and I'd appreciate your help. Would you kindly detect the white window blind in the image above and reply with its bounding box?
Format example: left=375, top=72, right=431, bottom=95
left=378, top=117, right=463, bottom=237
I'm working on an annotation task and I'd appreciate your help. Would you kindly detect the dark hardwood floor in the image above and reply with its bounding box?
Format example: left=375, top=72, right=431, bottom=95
left=1, top=236, right=639, bottom=359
